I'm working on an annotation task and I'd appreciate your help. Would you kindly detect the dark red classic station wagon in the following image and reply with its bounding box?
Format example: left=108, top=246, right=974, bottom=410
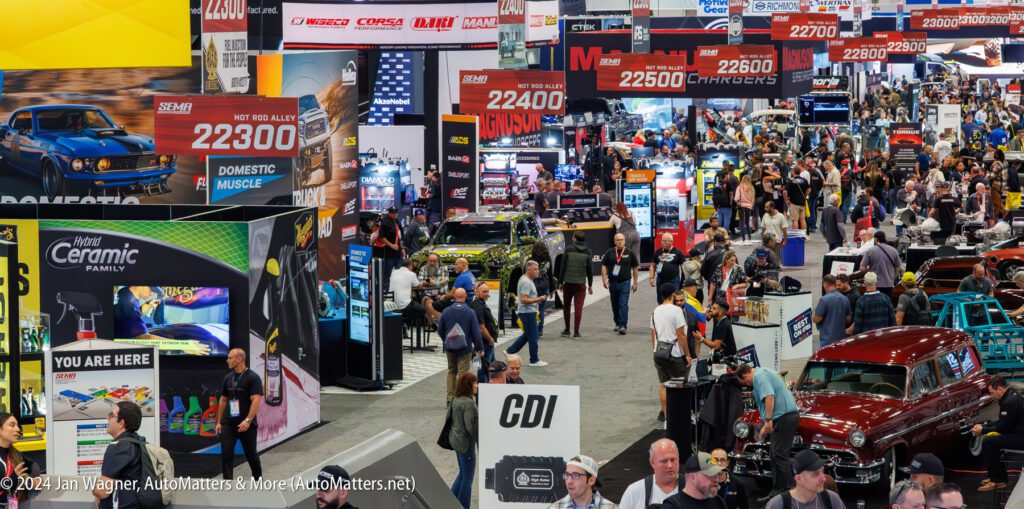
left=730, top=327, right=998, bottom=490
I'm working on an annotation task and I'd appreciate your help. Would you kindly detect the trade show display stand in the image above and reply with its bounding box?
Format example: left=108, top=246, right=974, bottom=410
left=733, top=292, right=814, bottom=369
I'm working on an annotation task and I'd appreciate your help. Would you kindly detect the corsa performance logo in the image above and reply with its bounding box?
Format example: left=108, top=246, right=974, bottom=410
left=355, top=18, right=403, bottom=30
left=412, top=16, right=456, bottom=31
left=46, top=236, right=140, bottom=272
left=291, top=17, right=349, bottom=28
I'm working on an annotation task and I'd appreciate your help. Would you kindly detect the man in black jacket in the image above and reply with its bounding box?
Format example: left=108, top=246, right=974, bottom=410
left=315, top=465, right=360, bottom=509
left=972, top=375, right=1024, bottom=491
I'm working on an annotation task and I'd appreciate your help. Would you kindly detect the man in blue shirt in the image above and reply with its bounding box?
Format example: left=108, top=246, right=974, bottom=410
left=813, top=275, right=851, bottom=350
left=425, top=257, right=476, bottom=322
left=738, top=363, right=800, bottom=501
left=990, top=125, right=1009, bottom=148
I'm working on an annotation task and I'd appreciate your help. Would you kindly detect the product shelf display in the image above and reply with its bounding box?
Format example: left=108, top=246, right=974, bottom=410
left=732, top=292, right=815, bottom=369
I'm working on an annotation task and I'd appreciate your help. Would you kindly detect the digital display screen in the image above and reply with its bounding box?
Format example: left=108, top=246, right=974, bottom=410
left=112, top=286, right=230, bottom=356
left=1003, top=44, right=1024, bottom=64
left=622, top=183, right=653, bottom=239
left=348, top=245, right=372, bottom=344
left=798, top=95, right=851, bottom=125
left=554, top=164, right=584, bottom=183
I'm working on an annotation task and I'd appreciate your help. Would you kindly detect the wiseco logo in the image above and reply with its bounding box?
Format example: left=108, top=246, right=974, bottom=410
left=463, top=16, right=497, bottom=29
left=699, top=49, right=719, bottom=56
left=412, top=16, right=456, bottom=31
left=462, top=74, right=488, bottom=84
left=598, top=57, right=621, bottom=66
left=293, top=17, right=349, bottom=27
left=157, top=102, right=193, bottom=114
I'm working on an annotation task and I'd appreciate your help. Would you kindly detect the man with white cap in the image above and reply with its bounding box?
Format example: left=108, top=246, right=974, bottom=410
left=548, top=455, right=618, bottom=508
left=661, top=452, right=727, bottom=509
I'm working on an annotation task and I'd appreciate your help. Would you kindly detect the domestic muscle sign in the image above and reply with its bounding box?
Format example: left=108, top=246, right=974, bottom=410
left=771, top=13, right=839, bottom=40
left=694, top=45, right=776, bottom=77
left=459, top=70, right=566, bottom=115
left=595, top=54, right=686, bottom=93
left=876, top=32, right=926, bottom=55
left=909, top=8, right=960, bottom=30
left=828, top=38, right=888, bottom=62
left=154, top=96, right=300, bottom=157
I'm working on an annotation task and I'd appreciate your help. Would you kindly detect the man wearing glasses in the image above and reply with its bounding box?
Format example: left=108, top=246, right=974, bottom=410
left=93, top=401, right=144, bottom=509
left=710, top=449, right=749, bottom=509
left=547, top=455, right=618, bottom=509
left=890, top=480, right=926, bottom=509
left=924, top=483, right=964, bottom=509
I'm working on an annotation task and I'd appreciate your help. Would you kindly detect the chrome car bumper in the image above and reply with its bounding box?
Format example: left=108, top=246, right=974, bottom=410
left=731, top=444, right=886, bottom=484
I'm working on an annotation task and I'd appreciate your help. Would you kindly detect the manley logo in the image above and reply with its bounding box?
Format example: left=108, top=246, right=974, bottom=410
left=295, top=212, right=315, bottom=250
left=46, top=236, right=140, bottom=272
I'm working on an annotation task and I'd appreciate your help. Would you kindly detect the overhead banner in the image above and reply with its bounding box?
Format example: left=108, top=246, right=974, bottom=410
left=565, top=28, right=815, bottom=99
left=459, top=70, right=566, bottom=116
left=812, top=75, right=849, bottom=91
left=828, top=37, right=888, bottom=62
left=771, top=13, right=840, bottom=40
left=477, top=384, right=580, bottom=508
left=282, top=0, right=559, bottom=50
left=960, top=6, right=1009, bottom=27
left=909, top=8, right=960, bottom=30
left=257, top=51, right=360, bottom=281
left=853, top=0, right=863, bottom=36
left=0, top=0, right=190, bottom=70
left=201, top=0, right=249, bottom=93
left=207, top=156, right=294, bottom=205
left=728, top=0, right=745, bottom=44
left=877, top=32, right=926, bottom=55
left=890, top=122, right=922, bottom=171
left=499, top=0, right=528, bottom=68
left=154, top=96, right=299, bottom=157
left=441, top=115, right=479, bottom=215
left=1013, top=8, right=1024, bottom=36
left=596, top=53, right=687, bottom=94
left=479, top=113, right=544, bottom=147
left=632, top=0, right=652, bottom=53
left=695, top=45, right=776, bottom=77
left=46, top=343, right=159, bottom=476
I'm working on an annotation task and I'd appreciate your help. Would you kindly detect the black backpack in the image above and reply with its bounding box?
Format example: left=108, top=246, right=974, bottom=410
left=116, top=434, right=174, bottom=509
left=904, top=290, right=932, bottom=326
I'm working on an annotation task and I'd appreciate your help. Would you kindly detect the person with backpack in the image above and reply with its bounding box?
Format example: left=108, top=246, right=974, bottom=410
left=763, top=450, right=846, bottom=509
left=95, top=401, right=145, bottom=509
left=896, top=273, right=931, bottom=326
left=618, top=438, right=682, bottom=508
left=217, top=348, right=265, bottom=480
left=439, top=289, right=485, bottom=402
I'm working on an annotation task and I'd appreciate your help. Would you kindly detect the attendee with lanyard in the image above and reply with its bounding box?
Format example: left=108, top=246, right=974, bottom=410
left=602, top=233, right=640, bottom=335
left=217, top=348, right=264, bottom=480
left=0, top=412, right=40, bottom=508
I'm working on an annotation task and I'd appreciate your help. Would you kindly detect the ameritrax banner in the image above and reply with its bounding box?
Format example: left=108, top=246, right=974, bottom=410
left=910, top=8, right=960, bottom=30
left=771, top=13, right=839, bottom=40
left=695, top=45, right=776, bottom=77
left=441, top=115, right=479, bottom=214
left=154, top=95, right=299, bottom=157
left=201, top=0, right=250, bottom=93
left=460, top=70, right=566, bottom=116
left=828, top=37, right=888, bottom=62
left=596, top=54, right=686, bottom=95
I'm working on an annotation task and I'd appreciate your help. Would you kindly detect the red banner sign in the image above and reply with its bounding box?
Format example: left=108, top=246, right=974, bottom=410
left=771, top=13, right=839, bottom=41
left=876, top=32, right=927, bottom=55
left=910, top=8, right=960, bottom=30
left=153, top=96, right=300, bottom=157
left=631, top=0, right=651, bottom=17
left=596, top=53, right=686, bottom=92
left=960, top=6, right=1008, bottom=26
left=828, top=38, right=888, bottom=62
left=694, top=45, right=776, bottom=77
left=498, top=0, right=526, bottom=25
left=459, top=70, right=566, bottom=115
left=1013, top=9, right=1024, bottom=35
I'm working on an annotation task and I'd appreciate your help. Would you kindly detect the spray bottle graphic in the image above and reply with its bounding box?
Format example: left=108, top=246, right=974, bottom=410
left=184, top=396, right=201, bottom=435
left=200, top=397, right=218, bottom=437
left=56, top=292, right=103, bottom=340
left=168, top=396, right=185, bottom=433
left=263, top=258, right=283, bottom=407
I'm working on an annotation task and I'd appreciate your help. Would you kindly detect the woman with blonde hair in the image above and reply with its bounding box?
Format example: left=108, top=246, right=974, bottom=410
left=735, top=174, right=756, bottom=243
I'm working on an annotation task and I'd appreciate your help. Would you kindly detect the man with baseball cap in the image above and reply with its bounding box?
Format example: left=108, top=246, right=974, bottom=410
left=487, top=361, right=508, bottom=384
left=548, top=455, right=617, bottom=508
left=901, top=453, right=944, bottom=493
left=315, top=465, right=358, bottom=509
left=765, top=450, right=845, bottom=509
left=661, top=452, right=727, bottom=508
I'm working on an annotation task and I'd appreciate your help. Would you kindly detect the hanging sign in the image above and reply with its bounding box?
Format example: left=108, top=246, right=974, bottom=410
left=695, top=45, right=776, bottom=77
left=459, top=70, right=566, bottom=115
left=828, top=37, right=889, bottom=62
left=596, top=53, right=687, bottom=93
left=771, top=13, right=840, bottom=40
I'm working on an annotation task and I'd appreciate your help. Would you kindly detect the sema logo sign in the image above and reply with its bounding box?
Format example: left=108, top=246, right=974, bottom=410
left=598, top=57, right=622, bottom=66
left=46, top=236, right=140, bottom=272
left=699, top=48, right=720, bottom=56
left=157, top=101, right=193, bottom=115
left=462, top=74, right=488, bottom=84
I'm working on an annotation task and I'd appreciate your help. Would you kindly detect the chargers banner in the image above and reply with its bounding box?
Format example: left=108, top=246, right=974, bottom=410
left=207, top=156, right=294, bottom=205
left=282, top=0, right=559, bottom=50
left=460, top=70, right=566, bottom=116
left=441, top=115, right=479, bottom=215
left=154, top=96, right=300, bottom=157
left=596, top=54, right=686, bottom=95
left=201, top=0, right=249, bottom=93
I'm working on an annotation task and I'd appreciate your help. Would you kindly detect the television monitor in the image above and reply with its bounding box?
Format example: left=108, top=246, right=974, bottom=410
left=554, top=164, right=584, bottom=183
left=1002, top=44, right=1024, bottom=64
left=112, top=286, right=230, bottom=356
left=798, top=94, right=851, bottom=125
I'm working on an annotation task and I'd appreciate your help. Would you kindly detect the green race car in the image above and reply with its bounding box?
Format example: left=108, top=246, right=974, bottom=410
left=411, top=211, right=565, bottom=315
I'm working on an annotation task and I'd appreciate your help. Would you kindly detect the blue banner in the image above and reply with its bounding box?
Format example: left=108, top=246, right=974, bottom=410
left=787, top=308, right=814, bottom=347
left=207, top=156, right=293, bottom=205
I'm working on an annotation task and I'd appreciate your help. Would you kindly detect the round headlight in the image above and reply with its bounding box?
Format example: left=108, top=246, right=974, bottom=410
left=849, top=429, right=866, bottom=448
left=71, top=159, right=84, bottom=171
left=159, top=155, right=170, bottom=166
left=734, top=420, right=750, bottom=439
left=96, top=158, right=110, bottom=171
